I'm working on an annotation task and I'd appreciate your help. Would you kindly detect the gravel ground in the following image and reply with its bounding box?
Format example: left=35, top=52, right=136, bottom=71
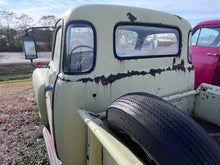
left=0, top=81, right=49, bottom=164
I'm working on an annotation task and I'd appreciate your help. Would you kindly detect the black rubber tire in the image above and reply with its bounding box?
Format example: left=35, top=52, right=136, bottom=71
left=107, top=93, right=220, bottom=165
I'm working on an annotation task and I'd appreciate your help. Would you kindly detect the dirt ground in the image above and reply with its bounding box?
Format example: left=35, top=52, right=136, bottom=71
left=0, top=81, right=49, bottom=164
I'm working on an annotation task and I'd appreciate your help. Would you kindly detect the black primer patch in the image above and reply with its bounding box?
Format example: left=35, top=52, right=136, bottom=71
left=59, top=61, right=193, bottom=85
left=127, top=13, right=137, bottom=22
left=172, top=59, right=185, bottom=72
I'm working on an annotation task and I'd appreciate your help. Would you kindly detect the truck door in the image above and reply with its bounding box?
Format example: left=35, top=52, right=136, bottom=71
left=45, top=22, right=62, bottom=136
left=192, top=27, right=220, bottom=88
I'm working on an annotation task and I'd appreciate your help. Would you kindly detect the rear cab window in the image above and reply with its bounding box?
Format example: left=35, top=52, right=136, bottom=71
left=114, top=24, right=180, bottom=59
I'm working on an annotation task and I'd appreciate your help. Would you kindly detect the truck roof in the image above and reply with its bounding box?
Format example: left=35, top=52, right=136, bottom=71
left=62, top=4, right=191, bottom=30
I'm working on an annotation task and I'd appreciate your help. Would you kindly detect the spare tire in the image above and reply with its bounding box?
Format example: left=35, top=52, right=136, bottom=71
left=107, top=93, right=220, bottom=165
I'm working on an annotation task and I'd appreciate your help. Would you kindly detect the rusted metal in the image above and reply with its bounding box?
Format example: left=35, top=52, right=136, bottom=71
left=173, top=58, right=176, bottom=65
left=43, top=127, right=62, bottom=165
left=77, top=67, right=192, bottom=85
left=149, top=68, right=164, bottom=76
left=58, top=60, right=194, bottom=85
left=58, top=77, right=73, bottom=83
left=187, top=65, right=194, bottom=72
left=172, top=59, right=186, bottom=72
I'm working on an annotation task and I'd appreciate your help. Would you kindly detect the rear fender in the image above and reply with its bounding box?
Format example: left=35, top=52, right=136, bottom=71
left=33, top=68, right=49, bottom=126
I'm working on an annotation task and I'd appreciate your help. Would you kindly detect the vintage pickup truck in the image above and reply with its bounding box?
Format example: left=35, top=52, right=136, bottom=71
left=22, top=4, right=220, bottom=165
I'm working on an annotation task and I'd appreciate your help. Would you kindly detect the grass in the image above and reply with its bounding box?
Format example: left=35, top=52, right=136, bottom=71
left=0, top=75, right=32, bottom=84
left=0, top=62, right=49, bottom=164
left=0, top=63, right=34, bottom=84
left=0, top=62, right=48, bottom=84
left=23, top=138, right=47, bottom=164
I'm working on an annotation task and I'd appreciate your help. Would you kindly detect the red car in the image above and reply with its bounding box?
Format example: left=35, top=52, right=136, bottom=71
left=192, top=19, right=220, bottom=88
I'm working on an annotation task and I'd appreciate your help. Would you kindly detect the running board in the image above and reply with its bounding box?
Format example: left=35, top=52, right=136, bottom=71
left=43, top=127, right=62, bottom=165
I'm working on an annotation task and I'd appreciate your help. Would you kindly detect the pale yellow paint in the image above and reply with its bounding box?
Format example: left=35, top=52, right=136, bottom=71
left=79, top=110, right=144, bottom=165
left=32, top=4, right=194, bottom=164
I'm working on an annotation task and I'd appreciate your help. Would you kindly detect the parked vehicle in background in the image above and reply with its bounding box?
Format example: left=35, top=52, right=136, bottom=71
left=192, top=19, right=220, bottom=88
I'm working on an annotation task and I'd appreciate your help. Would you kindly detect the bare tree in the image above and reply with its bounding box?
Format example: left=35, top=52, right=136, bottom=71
left=38, top=15, right=57, bottom=26
left=17, top=13, right=33, bottom=31
left=0, top=10, right=17, bottom=46
left=0, top=11, right=57, bottom=52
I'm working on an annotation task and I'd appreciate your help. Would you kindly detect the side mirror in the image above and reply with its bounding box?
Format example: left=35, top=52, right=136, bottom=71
left=22, top=35, right=38, bottom=59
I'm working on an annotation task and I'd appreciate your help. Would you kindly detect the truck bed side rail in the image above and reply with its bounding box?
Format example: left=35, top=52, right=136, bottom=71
left=78, top=109, right=143, bottom=165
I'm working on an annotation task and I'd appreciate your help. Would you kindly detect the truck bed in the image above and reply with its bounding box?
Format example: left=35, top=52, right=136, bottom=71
left=163, top=83, right=220, bottom=146
left=194, top=117, right=220, bottom=146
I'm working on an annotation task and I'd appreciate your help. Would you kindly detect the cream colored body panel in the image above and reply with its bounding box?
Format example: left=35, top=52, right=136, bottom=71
left=79, top=110, right=143, bottom=165
left=165, top=83, right=220, bottom=127
left=32, top=68, right=49, bottom=126
left=45, top=62, right=59, bottom=143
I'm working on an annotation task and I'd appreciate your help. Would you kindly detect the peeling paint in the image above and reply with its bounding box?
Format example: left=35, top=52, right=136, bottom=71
left=173, top=58, right=176, bottom=65
left=187, top=65, right=194, bottom=72
left=77, top=78, right=93, bottom=83
left=172, top=59, right=185, bottom=72
left=127, top=12, right=137, bottom=22
left=59, top=61, right=194, bottom=85
left=174, top=15, right=182, bottom=21
left=58, top=77, right=72, bottom=83
left=94, top=71, right=148, bottom=85
left=149, top=68, right=164, bottom=76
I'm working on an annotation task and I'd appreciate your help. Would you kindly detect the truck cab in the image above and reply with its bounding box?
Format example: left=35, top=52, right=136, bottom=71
left=22, top=4, right=220, bottom=165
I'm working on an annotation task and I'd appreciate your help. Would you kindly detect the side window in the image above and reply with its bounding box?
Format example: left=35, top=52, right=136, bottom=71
left=188, top=32, right=192, bottom=63
left=197, top=28, right=220, bottom=48
left=53, top=27, right=62, bottom=66
left=64, top=23, right=95, bottom=74
left=115, top=25, right=180, bottom=58
left=192, top=28, right=200, bottom=46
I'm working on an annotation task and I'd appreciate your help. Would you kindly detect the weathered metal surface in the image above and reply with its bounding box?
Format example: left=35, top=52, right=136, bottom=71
left=32, top=68, right=49, bottom=126
left=43, top=127, right=62, bottom=165
left=164, top=90, right=199, bottom=114
left=166, top=83, right=220, bottom=127
left=193, top=84, right=220, bottom=127
left=78, top=109, right=143, bottom=165
left=60, top=61, right=194, bottom=86
left=42, top=4, right=193, bottom=164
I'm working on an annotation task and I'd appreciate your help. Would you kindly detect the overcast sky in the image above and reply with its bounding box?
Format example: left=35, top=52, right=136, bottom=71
left=1, top=0, right=220, bottom=27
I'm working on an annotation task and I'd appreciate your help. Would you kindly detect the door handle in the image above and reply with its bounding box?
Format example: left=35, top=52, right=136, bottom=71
left=207, top=53, right=217, bottom=56
left=44, top=84, right=53, bottom=97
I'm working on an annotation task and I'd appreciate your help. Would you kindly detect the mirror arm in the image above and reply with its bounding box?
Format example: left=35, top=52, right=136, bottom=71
left=30, top=59, right=37, bottom=68
left=25, top=26, right=55, bottom=36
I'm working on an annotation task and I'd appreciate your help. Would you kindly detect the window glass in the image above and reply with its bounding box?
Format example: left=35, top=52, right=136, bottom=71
left=115, top=25, right=179, bottom=58
left=197, top=28, right=220, bottom=48
left=192, top=29, right=200, bottom=46
left=53, top=27, right=62, bottom=66
left=188, top=32, right=192, bottom=63
left=64, top=24, right=94, bottom=73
